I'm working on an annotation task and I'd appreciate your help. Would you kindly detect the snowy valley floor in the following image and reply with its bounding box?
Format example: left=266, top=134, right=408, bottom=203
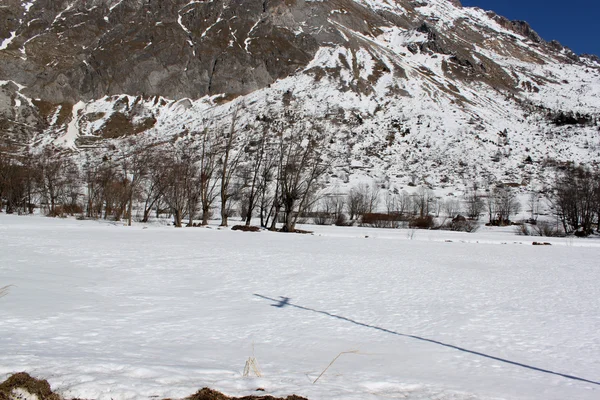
left=0, top=214, right=599, bottom=400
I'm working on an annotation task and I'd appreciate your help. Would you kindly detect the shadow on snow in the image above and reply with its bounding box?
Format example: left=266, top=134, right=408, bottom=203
left=254, top=293, right=600, bottom=387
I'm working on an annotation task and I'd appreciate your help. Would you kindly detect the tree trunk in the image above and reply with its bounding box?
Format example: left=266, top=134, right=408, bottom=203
left=202, top=205, right=210, bottom=226
left=127, top=189, right=133, bottom=226
left=142, top=208, right=151, bottom=223
left=173, top=209, right=182, bottom=227
left=260, top=203, right=267, bottom=228
left=284, top=207, right=294, bottom=232
left=220, top=199, right=228, bottom=227
left=269, top=201, right=280, bottom=231
left=187, top=204, right=194, bottom=227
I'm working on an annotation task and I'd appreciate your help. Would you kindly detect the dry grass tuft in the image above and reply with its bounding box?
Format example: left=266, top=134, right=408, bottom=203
left=0, top=285, right=14, bottom=298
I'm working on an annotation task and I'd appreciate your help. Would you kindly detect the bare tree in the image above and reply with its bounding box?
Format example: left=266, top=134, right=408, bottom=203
left=0, top=156, right=25, bottom=214
left=0, top=152, right=6, bottom=211
left=216, top=105, right=247, bottom=227
left=37, top=148, right=79, bottom=216
left=277, top=131, right=329, bottom=232
left=596, top=173, right=600, bottom=231
left=37, top=148, right=63, bottom=216
left=62, top=161, right=82, bottom=215
left=20, top=153, right=39, bottom=214
left=162, top=145, right=197, bottom=227
left=314, top=193, right=345, bottom=225
left=102, top=174, right=129, bottom=221
left=487, top=186, right=520, bottom=225
left=0, top=152, right=40, bottom=214
left=464, top=184, right=484, bottom=220
left=527, top=189, right=541, bottom=223
left=184, top=164, right=202, bottom=227
left=551, top=166, right=598, bottom=235
left=140, top=149, right=168, bottom=223
left=413, top=186, right=434, bottom=217
left=83, top=157, right=104, bottom=218
left=327, top=194, right=346, bottom=222
left=198, top=129, right=220, bottom=226
left=240, top=128, right=270, bottom=226
left=257, top=146, right=278, bottom=228
left=346, top=186, right=363, bottom=221
left=118, top=143, right=158, bottom=226
left=385, top=192, right=397, bottom=215
left=444, top=198, right=462, bottom=219
left=347, top=183, right=380, bottom=220
left=397, top=190, right=412, bottom=218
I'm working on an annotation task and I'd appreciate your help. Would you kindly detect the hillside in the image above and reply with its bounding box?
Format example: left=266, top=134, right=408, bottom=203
left=1, top=0, right=600, bottom=191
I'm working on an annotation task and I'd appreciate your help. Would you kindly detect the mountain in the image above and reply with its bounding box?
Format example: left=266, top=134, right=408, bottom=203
left=1, top=0, right=599, bottom=191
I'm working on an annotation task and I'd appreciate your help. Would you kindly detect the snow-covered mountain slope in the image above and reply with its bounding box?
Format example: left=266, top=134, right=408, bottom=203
left=1, top=0, right=599, bottom=191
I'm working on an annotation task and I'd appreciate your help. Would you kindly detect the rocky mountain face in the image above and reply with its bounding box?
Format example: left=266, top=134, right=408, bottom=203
left=1, top=0, right=599, bottom=191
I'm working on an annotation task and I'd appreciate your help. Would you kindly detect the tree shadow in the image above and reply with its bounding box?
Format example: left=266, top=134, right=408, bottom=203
left=254, top=293, right=599, bottom=386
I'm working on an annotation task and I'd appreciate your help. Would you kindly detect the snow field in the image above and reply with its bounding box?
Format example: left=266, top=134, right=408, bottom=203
left=0, top=214, right=599, bottom=400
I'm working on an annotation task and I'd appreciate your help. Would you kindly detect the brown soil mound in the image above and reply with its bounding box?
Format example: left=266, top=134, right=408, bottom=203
left=0, top=372, right=61, bottom=400
left=0, top=374, right=308, bottom=400
left=187, top=388, right=308, bottom=400
left=231, top=225, right=261, bottom=232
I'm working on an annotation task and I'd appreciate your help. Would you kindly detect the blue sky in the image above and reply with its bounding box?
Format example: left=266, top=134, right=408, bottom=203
left=460, top=0, right=599, bottom=56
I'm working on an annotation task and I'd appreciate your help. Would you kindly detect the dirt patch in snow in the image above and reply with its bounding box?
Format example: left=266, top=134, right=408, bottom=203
left=0, top=372, right=61, bottom=400
left=0, top=374, right=308, bottom=400
left=231, top=225, right=261, bottom=232
left=185, top=388, right=307, bottom=400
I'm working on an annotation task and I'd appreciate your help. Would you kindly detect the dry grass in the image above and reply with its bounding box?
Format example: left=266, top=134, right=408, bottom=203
left=313, top=350, right=359, bottom=384
left=0, top=285, right=13, bottom=298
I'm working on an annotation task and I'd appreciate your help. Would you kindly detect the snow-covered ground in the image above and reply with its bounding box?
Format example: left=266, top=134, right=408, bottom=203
left=1, top=214, right=599, bottom=400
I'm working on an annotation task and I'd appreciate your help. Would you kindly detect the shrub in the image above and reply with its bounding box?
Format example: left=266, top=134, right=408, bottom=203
left=516, top=221, right=565, bottom=237
left=486, top=219, right=513, bottom=227
left=409, top=215, right=434, bottom=229
left=335, top=213, right=349, bottom=226
left=62, top=203, right=84, bottom=215
left=231, top=225, right=261, bottom=232
left=313, top=212, right=333, bottom=225
left=448, top=218, right=479, bottom=232
left=360, top=212, right=402, bottom=228
left=515, top=223, right=530, bottom=236
left=47, top=205, right=83, bottom=217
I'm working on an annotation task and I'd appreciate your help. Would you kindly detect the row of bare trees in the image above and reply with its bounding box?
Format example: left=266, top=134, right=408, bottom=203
left=312, top=183, right=523, bottom=231
left=315, top=170, right=600, bottom=236
left=0, top=148, right=80, bottom=216
left=0, top=109, right=331, bottom=231
left=2, top=124, right=596, bottom=235
left=316, top=184, right=485, bottom=224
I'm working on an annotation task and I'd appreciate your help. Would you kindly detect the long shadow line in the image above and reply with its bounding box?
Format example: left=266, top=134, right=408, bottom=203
left=253, top=293, right=600, bottom=386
